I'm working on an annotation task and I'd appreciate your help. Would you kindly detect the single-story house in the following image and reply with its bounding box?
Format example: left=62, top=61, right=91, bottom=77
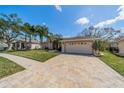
left=0, top=39, right=41, bottom=50
left=10, top=40, right=41, bottom=50
left=61, top=37, right=98, bottom=54
left=118, top=38, right=124, bottom=56
left=110, top=38, right=124, bottom=56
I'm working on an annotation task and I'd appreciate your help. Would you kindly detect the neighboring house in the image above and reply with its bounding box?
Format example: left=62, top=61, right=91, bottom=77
left=61, top=37, right=98, bottom=54
left=10, top=40, right=41, bottom=50
left=110, top=38, right=124, bottom=56
left=118, top=38, right=124, bottom=56
left=0, top=42, right=8, bottom=50
left=0, top=39, right=41, bottom=50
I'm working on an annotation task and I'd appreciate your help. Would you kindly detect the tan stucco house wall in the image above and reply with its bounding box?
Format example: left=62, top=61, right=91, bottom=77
left=118, top=39, right=124, bottom=56
left=30, top=43, right=41, bottom=49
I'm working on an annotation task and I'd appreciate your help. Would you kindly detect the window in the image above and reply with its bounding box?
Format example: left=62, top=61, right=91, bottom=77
left=81, top=42, right=83, bottom=45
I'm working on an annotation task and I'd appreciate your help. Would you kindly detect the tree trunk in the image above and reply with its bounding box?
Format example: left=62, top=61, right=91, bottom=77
left=6, top=42, right=12, bottom=50
left=40, top=35, right=43, bottom=49
left=25, top=34, right=27, bottom=42
left=29, top=35, right=32, bottom=49
left=25, top=34, right=28, bottom=49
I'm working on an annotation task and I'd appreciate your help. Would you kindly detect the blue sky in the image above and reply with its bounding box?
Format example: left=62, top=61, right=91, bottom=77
left=0, top=5, right=124, bottom=37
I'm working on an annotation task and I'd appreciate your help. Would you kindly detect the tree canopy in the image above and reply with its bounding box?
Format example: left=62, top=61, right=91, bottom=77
left=77, top=26, right=121, bottom=40
left=0, top=13, right=62, bottom=50
left=0, top=13, right=22, bottom=49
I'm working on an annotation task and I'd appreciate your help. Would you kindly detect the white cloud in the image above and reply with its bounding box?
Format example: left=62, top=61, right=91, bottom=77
left=42, top=22, right=46, bottom=25
left=55, top=5, right=62, bottom=12
left=94, top=18, right=117, bottom=28
left=117, top=5, right=124, bottom=20
left=94, top=5, right=124, bottom=28
left=75, top=17, right=89, bottom=25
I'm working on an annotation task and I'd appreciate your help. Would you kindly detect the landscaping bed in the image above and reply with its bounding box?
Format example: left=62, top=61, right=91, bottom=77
left=7, top=50, right=59, bottom=62
left=0, top=57, right=25, bottom=79
left=99, top=51, right=124, bottom=76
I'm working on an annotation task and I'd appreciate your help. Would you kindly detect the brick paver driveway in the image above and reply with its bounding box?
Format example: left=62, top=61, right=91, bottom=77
left=0, top=53, right=124, bottom=88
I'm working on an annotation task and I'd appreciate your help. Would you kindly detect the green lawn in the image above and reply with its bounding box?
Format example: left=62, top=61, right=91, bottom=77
left=7, top=50, right=59, bottom=62
left=0, top=57, right=25, bottom=79
left=99, top=51, right=124, bottom=76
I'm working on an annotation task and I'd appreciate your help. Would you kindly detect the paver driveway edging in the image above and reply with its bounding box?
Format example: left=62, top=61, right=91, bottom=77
left=0, top=53, right=124, bottom=88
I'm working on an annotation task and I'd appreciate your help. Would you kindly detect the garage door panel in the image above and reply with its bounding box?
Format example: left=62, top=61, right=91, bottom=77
left=65, top=42, right=92, bottom=54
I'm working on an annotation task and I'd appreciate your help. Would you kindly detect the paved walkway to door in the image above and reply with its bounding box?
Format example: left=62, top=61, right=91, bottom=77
left=0, top=53, right=124, bottom=88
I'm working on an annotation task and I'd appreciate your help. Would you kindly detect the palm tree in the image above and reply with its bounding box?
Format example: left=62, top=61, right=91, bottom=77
left=35, top=25, right=49, bottom=48
left=22, top=23, right=30, bottom=42
left=29, top=25, right=36, bottom=46
left=52, top=34, right=62, bottom=50
left=47, top=32, right=55, bottom=43
left=22, top=23, right=37, bottom=49
left=22, top=23, right=32, bottom=49
left=47, top=32, right=62, bottom=50
left=42, top=25, right=49, bottom=39
left=47, top=32, right=56, bottom=49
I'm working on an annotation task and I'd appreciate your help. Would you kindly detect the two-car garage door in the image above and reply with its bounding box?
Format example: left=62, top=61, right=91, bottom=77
left=64, top=42, right=93, bottom=54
